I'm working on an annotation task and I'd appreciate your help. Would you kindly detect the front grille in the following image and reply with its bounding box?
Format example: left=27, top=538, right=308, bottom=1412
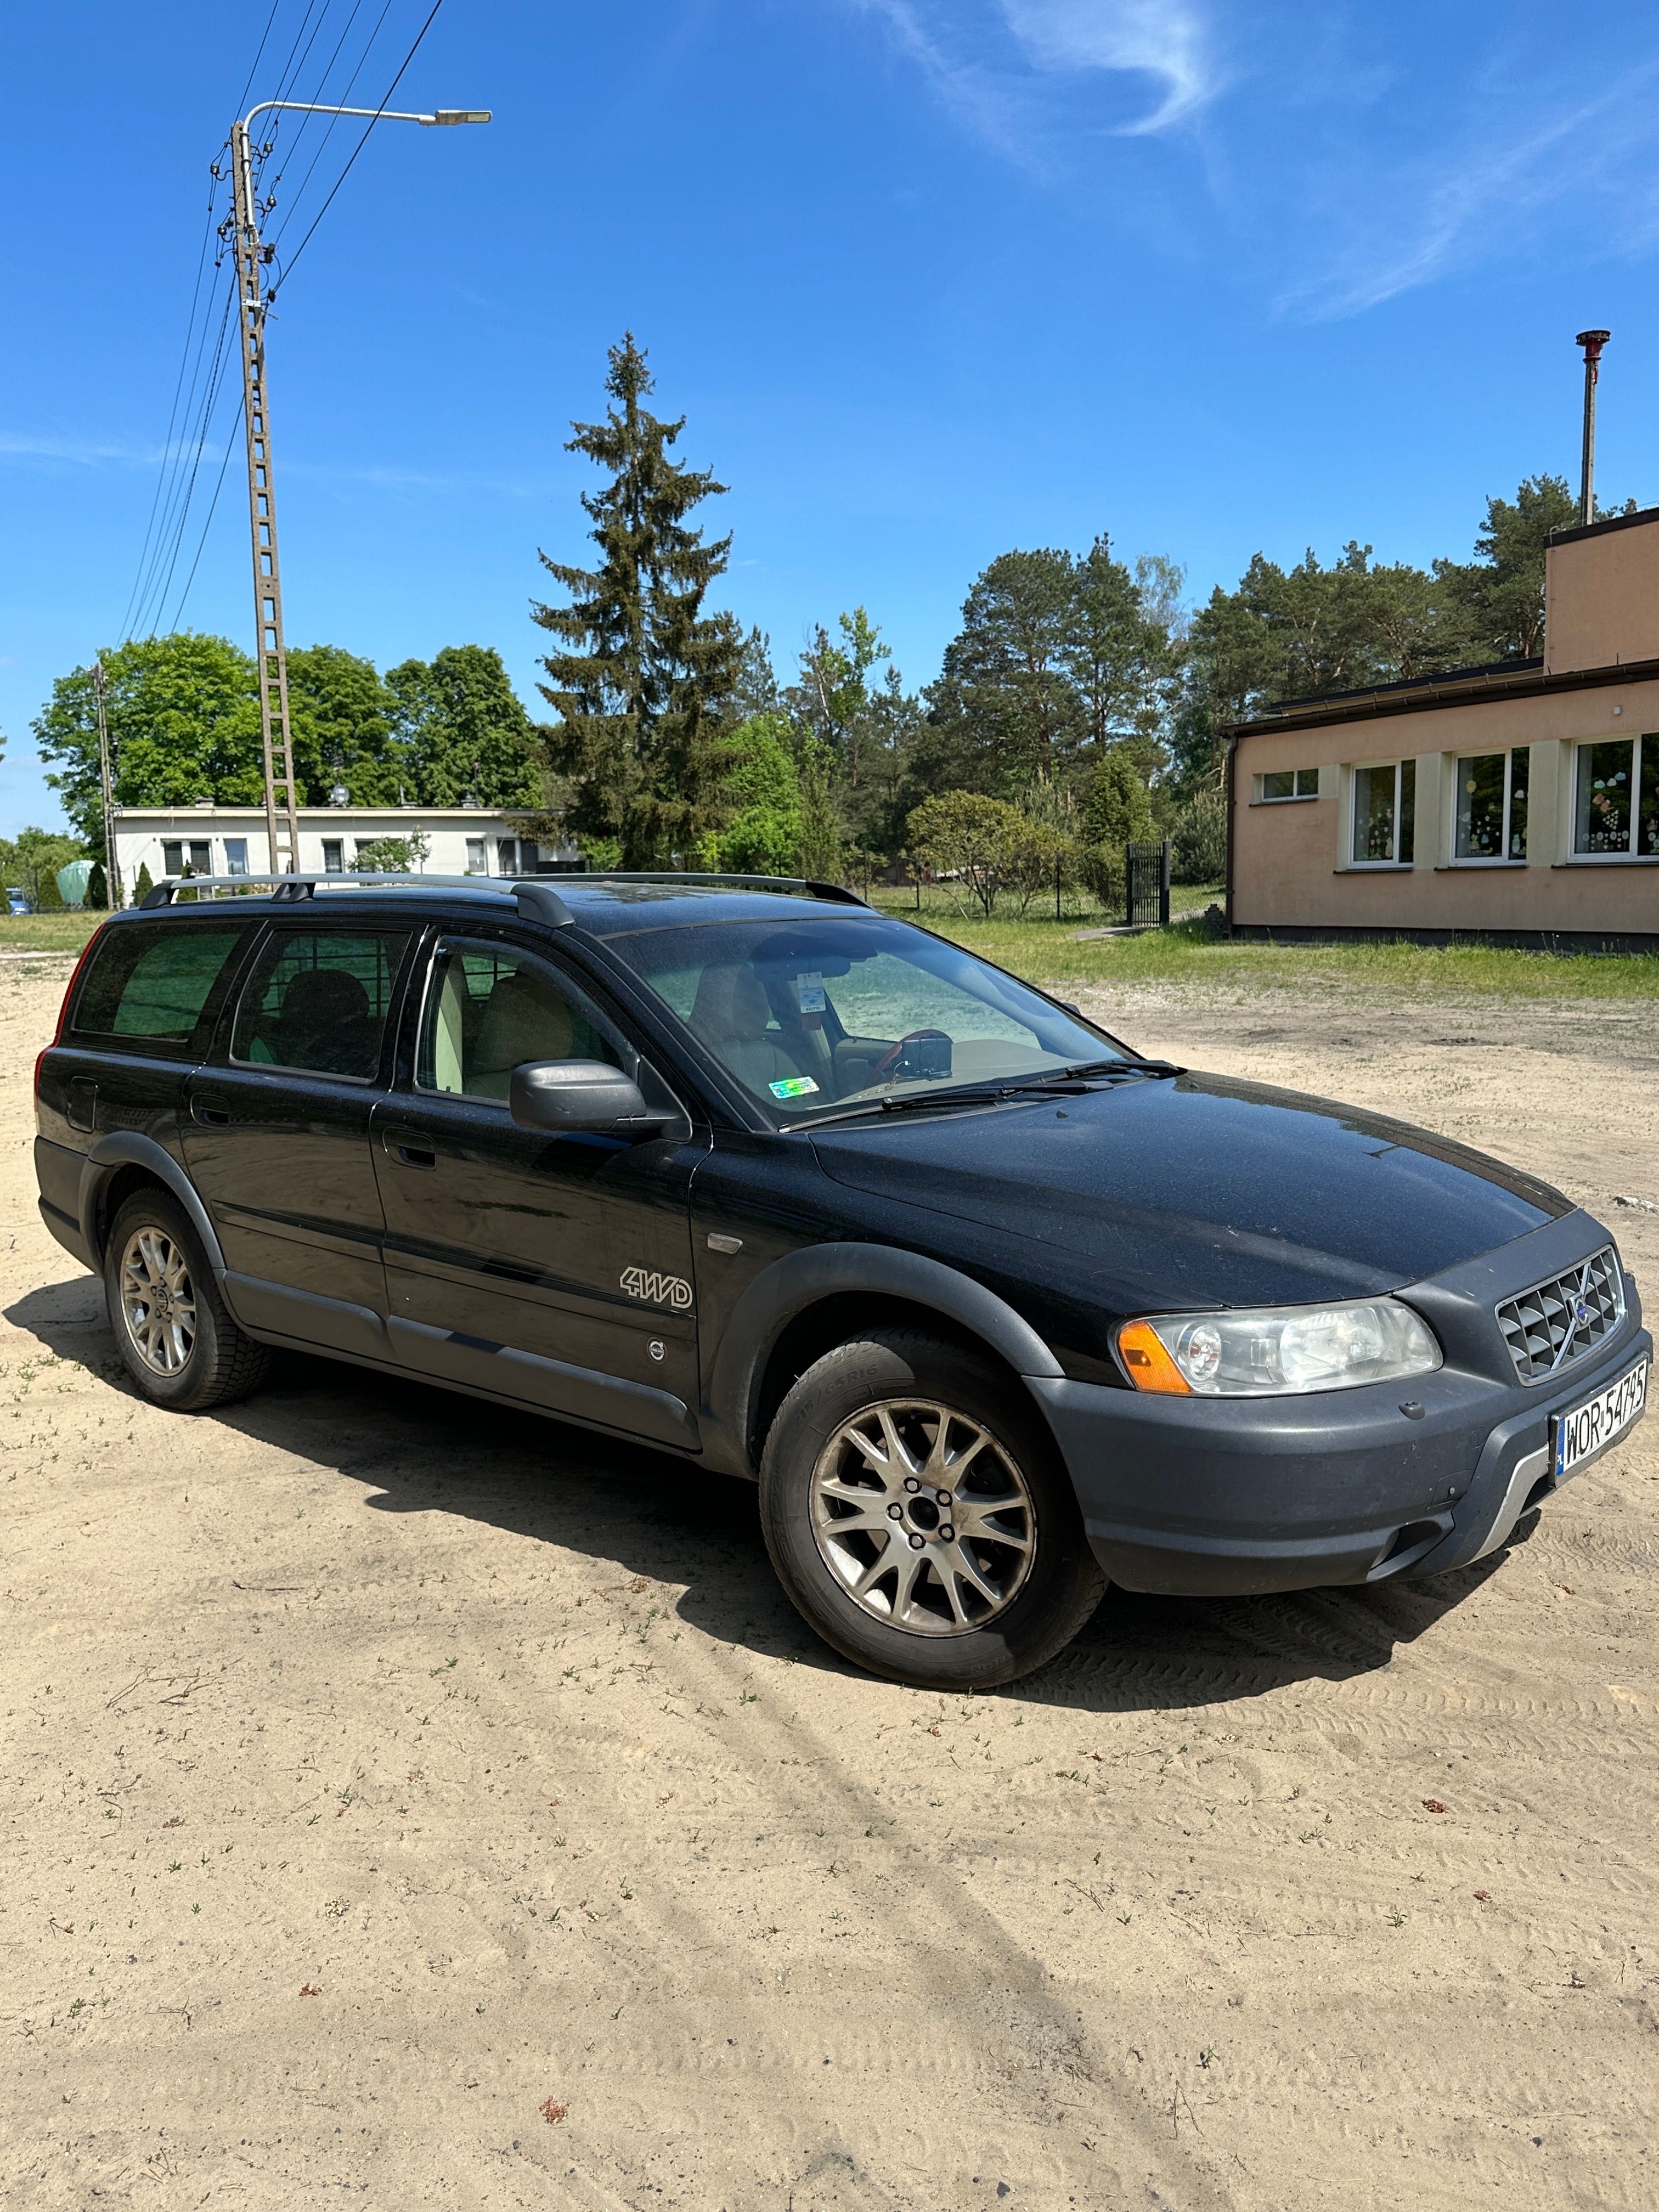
left=1497, top=1247, right=1624, bottom=1383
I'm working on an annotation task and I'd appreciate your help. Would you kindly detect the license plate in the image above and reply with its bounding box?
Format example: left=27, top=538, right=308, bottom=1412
left=1553, top=1358, right=1649, bottom=1482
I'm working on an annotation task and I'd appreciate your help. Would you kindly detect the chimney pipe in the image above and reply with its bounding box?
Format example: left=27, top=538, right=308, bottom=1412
left=1576, top=328, right=1610, bottom=527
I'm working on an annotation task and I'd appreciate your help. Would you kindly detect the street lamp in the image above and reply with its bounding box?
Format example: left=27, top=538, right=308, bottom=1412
left=228, top=98, right=490, bottom=873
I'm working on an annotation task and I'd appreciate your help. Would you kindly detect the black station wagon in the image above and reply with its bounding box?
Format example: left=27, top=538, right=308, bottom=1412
left=33, top=872, right=1651, bottom=1689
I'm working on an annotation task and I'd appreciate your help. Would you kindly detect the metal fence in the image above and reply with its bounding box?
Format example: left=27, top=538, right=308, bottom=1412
left=1126, top=839, right=1171, bottom=929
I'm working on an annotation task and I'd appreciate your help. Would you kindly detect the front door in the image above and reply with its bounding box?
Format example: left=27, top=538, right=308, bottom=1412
left=370, top=931, right=704, bottom=1448
left=180, top=922, right=415, bottom=1357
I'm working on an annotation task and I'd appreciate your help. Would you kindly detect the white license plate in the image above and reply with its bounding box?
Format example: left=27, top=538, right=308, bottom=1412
left=1553, top=1358, right=1649, bottom=1482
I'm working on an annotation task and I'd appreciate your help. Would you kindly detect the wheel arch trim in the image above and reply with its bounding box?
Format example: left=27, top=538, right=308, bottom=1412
left=78, top=1135, right=229, bottom=1283
left=709, top=1242, right=1064, bottom=1475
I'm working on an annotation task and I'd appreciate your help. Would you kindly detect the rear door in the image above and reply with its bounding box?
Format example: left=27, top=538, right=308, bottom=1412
left=370, top=929, right=704, bottom=1448
left=180, top=923, right=416, bottom=1356
left=40, top=918, right=254, bottom=1217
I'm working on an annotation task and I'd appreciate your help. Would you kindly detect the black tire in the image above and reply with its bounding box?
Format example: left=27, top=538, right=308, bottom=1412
left=758, top=1330, right=1105, bottom=1690
left=103, top=1187, right=272, bottom=1412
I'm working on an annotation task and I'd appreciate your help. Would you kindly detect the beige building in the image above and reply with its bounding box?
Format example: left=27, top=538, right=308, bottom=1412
left=1227, top=506, right=1659, bottom=951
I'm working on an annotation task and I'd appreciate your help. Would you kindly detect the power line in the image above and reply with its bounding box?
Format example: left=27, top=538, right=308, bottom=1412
left=164, top=409, right=242, bottom=634
left=230, top=0, right=286, bottom=123
left=136, top=267, right=240, bottom=638
left=117, top=162, right=228, bottom=642
left=267, top=0, right=450, bottom=300
left=266, top=0, right=397, bottom=252
left=129, top=264, right=236, bottom=639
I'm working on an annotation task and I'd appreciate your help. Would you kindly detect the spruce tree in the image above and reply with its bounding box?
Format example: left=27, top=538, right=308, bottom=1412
left=532, top=335, right=743, bottom=867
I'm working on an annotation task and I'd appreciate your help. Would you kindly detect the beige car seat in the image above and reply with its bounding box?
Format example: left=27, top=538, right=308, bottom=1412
left=471, top=971, right=577, bottom=1098
left=690, top=963, right=808, bottom=1096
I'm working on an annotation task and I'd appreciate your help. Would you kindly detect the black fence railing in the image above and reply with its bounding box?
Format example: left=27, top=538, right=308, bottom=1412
left=1126, top=839, right=1171, bottom=929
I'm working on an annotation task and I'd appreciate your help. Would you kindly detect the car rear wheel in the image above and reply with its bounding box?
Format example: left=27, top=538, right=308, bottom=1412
left=759, top=1330, right=1105, bottom=1689
left=104, top=1188, right=272, bottom=1411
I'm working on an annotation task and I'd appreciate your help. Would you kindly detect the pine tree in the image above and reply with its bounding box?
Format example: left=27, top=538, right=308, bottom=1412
left=532, top=335, right=743, bottom=867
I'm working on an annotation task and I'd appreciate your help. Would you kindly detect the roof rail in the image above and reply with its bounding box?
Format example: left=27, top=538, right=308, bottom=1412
left=135, top=868, right=867, bottom=921
left=136, top=871, right=575, bottom=928
left=580, top=871, right=871, bottom=908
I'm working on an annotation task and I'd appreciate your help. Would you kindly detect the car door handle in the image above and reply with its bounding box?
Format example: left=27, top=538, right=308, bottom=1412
left=191, top=1093, right=232, bottom=1127
left=380, top=1125, right=437, bottom=1170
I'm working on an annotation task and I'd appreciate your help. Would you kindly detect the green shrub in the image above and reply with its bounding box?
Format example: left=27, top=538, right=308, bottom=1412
left=1172, top=785, right=1227, bottom=883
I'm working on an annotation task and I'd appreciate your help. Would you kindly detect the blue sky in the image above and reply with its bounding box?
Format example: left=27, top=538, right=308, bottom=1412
left=3, top=0, right=1657, bottom=834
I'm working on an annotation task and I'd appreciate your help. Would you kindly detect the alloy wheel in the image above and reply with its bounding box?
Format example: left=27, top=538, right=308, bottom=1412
left=120, top=1227, right=198, bottom=1377
left=809, top=1398, right=1036, bottom=1636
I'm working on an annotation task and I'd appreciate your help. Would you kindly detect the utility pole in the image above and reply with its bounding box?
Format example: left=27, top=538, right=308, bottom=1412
left=91, top=660, right=123, bottom=910
left=1576, top=328, right=1610, bottom=529
left=229, top=117, right=301, bottom=875
left=225, top=99, right=490, bottom=874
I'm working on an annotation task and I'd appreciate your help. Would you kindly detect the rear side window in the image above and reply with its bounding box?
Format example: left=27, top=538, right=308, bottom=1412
left=71, top=924, right=247, bottom=1050
left=231, top=929, right=411, bottom=1081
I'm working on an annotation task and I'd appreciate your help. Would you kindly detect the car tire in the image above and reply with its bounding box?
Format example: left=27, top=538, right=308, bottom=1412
left=758, top=1330, right=1105, bottom=1690
left=104, top=1187, right=273, bottom=1412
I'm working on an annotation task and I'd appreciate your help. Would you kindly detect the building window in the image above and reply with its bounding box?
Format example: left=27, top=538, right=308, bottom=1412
left=321, top=839, right=345, bottom=874
left=1259, top=768, right=1319, bottom=802
left=224, top=837, right=250, bottom=877
left=162, top=839, right=212, bottom=878
left=1575, top=735, right=1659, bottom=858
left=465, top=836, right=486, bottom=874
left=1455, top=749, right=1528, bottom=861
left=1350, top=759, right=1415, bottom=866
left=496, top=837, right=520, bottom=876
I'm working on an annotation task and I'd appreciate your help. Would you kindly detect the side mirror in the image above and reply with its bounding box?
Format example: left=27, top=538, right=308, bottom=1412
left=509, top=1058, right=662, bottom=1135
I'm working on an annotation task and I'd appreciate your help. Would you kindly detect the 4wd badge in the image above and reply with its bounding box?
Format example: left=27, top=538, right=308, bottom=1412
left=620, top=1265, right=693, bottom=1312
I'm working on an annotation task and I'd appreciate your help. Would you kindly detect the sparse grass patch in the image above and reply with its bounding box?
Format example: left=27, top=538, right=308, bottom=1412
left=864, top=893, right=1659, bottom=1001
left=0, top=911, right=104, bottom=952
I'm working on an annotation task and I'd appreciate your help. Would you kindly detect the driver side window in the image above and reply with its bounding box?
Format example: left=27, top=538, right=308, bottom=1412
left=416, top=941, right=620, bottom=1102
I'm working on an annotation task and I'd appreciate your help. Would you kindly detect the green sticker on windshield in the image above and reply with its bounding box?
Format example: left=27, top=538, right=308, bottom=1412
left=769, top=1075, right=820, bottom=1099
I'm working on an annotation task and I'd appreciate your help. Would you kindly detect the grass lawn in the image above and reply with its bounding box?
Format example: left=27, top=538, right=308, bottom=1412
left=0, top=910, right=105, bottom=952
left=864, top=886, right=1659, bottom=1001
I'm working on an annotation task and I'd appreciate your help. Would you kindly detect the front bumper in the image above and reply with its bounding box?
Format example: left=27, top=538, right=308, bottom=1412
left=1030, top=1216, right=1650, bottom=1597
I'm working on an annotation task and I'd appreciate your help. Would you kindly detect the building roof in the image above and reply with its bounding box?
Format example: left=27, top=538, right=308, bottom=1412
left=114, top=803, right=523, bottom=822
left=1546, top=501, right=1659, bottom=548
left=1231, top=651, right=1659, bottom=740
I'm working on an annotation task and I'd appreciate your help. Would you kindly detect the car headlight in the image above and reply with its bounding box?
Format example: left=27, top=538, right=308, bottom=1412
left=1118, top=1299, right=1442, bottom=1397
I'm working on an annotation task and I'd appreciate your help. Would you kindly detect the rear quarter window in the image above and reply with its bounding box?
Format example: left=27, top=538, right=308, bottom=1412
left=70, top=923, right=247, bottom=1053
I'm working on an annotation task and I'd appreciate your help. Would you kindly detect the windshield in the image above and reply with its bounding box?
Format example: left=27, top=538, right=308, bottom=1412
left=602, top=912, right=1129, bottom=1120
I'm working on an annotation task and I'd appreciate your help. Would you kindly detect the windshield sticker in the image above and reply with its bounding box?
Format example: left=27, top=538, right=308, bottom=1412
left=769, top=1075, right=820, bottom=1099
left=794, top=972, right=827, bottom=1014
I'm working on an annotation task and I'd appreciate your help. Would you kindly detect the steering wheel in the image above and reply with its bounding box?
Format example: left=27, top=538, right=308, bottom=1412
left=871, top=1028, right=951, bottom=1081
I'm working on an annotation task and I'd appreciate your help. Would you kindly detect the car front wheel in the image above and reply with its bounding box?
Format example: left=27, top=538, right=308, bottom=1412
left=758, top=1330, right=1105, bottom=1690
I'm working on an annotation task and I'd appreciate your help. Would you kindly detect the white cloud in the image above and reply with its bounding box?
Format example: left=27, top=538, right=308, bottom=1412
left=1001, top=1, right=1214, bottom=132
left=0, top=434, right=161, bottom=467
left=853, top=0, right=1217, bottom=148
left=1283, top=59, right=1659, bottom=320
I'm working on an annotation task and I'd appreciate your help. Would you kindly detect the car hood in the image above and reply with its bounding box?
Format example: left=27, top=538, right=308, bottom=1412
left=809, top=1070, right=1570, bottom=1312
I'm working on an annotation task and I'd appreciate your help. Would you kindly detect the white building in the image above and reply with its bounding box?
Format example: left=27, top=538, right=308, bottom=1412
left=111, top=804, right=579, bottom=895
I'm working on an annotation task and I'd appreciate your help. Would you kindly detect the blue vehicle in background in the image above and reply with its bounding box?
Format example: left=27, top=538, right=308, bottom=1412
left=6, top=888, right=32, bottom=916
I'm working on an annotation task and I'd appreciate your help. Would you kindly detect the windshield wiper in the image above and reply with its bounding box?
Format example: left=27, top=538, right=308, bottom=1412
left=798, top=1058, right=1184, bottom=1128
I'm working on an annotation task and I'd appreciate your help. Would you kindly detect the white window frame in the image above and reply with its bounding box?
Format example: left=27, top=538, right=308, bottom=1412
left=1571, top=732, right=1656, bottom=861
left=1255, top=767, right=1319, bottom=804
left=1348, top=758, right=1415, bottom=868
left=223, top=837, right=250, bottom=878
left=321, top=839, right=345, bottom=874
left=1452, top=748, right=1528, bottom=866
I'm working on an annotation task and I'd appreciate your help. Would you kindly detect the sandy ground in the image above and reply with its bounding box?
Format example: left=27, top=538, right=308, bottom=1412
left=2, top=958, right=1656, bottom=2212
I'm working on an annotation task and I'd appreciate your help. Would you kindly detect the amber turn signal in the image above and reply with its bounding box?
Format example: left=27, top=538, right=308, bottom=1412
left=1117, top=1319, right=1192, bottom=1395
